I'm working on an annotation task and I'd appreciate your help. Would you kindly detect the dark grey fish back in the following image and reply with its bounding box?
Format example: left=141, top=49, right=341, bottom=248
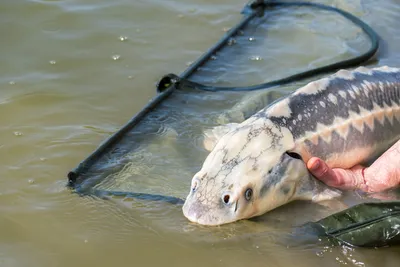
left=269, top=69, right=400, bottom=139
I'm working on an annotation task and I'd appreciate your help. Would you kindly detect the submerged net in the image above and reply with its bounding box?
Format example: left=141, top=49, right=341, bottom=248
left=66, top=0, right=399, bottom=247
left=69, top=1, right=373, bottom=197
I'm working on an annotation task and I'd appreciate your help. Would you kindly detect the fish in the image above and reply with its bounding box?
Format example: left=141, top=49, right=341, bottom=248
left=182, top=66, right=400, bottom=226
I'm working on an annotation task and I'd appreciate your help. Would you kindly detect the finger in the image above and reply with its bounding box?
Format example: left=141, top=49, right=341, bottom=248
left=330, top=166, right=366, bottom=191
left=307, top=157, right=366, bottom=190
left=307, top=157, right=338, bottom=186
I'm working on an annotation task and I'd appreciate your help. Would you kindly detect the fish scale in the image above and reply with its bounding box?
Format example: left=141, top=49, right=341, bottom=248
left=261, top=66, right=400, bottom=168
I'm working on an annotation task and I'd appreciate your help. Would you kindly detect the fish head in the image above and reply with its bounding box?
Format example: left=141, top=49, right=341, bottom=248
left=182, top=120, right=311, bottom=226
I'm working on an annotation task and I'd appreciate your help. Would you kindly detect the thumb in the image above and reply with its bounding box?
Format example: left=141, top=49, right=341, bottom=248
left=307, top=157, right=367, bottom=191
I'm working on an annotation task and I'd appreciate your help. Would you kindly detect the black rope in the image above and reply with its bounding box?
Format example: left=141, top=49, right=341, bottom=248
left=157, top=1, right=379, bottom=92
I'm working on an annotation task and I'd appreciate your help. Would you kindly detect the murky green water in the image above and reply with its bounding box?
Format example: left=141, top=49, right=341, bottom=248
left=1, top=0, right=400, bottom=266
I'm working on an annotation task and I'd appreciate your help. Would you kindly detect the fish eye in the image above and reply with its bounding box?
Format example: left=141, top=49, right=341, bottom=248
left=244, top=188, right=253, bottom=201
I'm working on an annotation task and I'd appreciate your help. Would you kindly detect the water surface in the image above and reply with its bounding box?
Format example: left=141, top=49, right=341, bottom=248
left=1, top=0, right=400, bottom=266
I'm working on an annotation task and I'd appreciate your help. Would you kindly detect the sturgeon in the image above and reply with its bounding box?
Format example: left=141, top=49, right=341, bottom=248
left=182, top=66, right=400, bottom=226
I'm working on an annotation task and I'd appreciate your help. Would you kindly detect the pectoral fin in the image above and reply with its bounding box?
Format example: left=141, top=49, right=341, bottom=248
left=203, top=123, right=239, bottom=151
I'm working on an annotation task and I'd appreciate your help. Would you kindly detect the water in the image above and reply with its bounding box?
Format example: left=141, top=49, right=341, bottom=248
left=1, top=0, right=400, bottom=266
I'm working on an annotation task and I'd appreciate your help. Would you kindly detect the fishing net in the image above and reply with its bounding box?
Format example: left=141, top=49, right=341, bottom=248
left=304, top=200, right=400, bottom=247
left=66, top=1, right=399, bottom=247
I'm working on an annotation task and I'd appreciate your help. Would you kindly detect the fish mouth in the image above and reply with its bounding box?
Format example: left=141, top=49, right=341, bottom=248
left=182, top=199, right=241, bottom=226
left=183, top=213, right=238, bottom=226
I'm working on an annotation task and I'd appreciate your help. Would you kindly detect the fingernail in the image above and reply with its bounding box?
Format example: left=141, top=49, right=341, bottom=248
left=311, top=160, right=320, bottom=171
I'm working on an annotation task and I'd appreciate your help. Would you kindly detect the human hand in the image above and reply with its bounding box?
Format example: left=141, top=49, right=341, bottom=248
left=307, top=140, right=400, bottom=193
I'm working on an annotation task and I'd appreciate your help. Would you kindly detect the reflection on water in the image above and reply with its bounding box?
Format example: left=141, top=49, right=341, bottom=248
left=1, top=0, right=400, bottom=266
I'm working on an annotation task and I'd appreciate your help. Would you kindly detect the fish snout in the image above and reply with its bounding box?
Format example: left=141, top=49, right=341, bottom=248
left=182, top=189, right=239, bottom=225
left=182, top=202, right=200, bottom=222
left=182, top=200, right=213, bottom=225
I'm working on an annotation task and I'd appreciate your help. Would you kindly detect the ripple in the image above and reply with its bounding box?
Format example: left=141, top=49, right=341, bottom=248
left=1, top=0, right=400, bottom=266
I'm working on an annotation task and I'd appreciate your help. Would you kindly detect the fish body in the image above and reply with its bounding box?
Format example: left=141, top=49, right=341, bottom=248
left=182, top=66, right=400, bottom=226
